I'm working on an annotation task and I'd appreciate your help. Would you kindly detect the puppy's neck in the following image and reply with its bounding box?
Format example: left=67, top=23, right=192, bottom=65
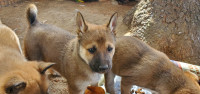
left=67, top=38, right=87, bottom=64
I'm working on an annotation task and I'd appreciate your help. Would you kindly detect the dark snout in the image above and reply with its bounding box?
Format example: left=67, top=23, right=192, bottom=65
left=99, top=65, right=109, bottom=72
left=89, top=53, right=112, bottom=73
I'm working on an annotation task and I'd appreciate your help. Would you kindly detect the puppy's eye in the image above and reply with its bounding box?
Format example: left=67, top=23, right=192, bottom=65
left=107, top=46, right=113, bottom=52
left=88, top=46, right=96, bottom=54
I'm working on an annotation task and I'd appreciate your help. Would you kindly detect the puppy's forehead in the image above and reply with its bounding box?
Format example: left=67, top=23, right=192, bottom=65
left=87, top=24, right=107, bottom=31
left=80, top=25, right=115, bottom=47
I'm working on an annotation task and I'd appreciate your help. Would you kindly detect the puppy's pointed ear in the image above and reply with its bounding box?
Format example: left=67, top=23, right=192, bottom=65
left=38, top=62, right=55, bottom=74
left=76, top=11, right=88, bottom=36
left=107, top=12, right=118, bottom=34
left=5, top=79, right=26, bottom=94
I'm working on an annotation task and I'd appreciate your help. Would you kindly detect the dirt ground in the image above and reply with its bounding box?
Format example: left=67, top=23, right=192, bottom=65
left=0, top=0, right=134, bottom=93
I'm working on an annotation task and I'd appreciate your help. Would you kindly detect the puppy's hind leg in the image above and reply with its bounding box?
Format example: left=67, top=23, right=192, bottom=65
left=24, top=42, right=43, bottom=60
left=121, top=77, right=133, bottom=94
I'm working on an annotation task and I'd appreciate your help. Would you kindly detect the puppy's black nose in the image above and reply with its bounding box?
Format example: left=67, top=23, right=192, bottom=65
left=99, top=65, right=109, bottom=71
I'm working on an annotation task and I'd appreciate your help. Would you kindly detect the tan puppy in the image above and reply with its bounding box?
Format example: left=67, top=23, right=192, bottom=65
left=24, top=4, right=117, bottom=94
left=0, top=20, right=54, bottom=94
left=105, top=37, right=200, bottom=94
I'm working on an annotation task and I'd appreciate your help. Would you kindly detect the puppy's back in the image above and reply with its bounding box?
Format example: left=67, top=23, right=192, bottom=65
left=24, top=4, right=75, bottom=64
left=0, top=22, right=22, bottom=54
left=0, top=22, right=25, bottom=75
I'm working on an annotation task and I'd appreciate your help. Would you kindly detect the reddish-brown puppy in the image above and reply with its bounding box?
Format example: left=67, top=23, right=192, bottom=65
left=0, top=20, right=54, bottom=94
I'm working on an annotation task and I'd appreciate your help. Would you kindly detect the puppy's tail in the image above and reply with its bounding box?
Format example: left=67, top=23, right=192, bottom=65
left=26, top=4, right=38, bottom=26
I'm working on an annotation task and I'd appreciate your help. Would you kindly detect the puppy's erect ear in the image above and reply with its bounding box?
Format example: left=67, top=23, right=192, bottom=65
left=38, top=62, right=55, bottom=74
left=5, top=79, right=26, bottom=94
left=76, top=11, right=88, bottom=36
left=107, top=12, right=118, bottom=34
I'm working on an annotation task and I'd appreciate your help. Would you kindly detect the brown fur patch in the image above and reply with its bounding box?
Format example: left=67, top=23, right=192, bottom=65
left=105, top=36, right=200, bottom=94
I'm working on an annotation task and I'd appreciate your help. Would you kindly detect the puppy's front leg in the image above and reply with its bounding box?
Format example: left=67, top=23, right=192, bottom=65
left=121, top=77, right=133, bottom=94
left=68, top=81, right=86, bottom=94
left=105, top=71, right=116, bottom=94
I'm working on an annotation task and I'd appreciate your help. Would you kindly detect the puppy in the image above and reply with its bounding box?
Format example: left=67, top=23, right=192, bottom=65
left=0, top=20, right=54, bottom=94
left=24, top=4, right=117, bottom=94
left=105, top=36, right=200, bottom=94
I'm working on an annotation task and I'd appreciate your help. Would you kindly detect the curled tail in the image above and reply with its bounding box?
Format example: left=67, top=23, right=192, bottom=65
left=26, top=4, right=38, bottom=25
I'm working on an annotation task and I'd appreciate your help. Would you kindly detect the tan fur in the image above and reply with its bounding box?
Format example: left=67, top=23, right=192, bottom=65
left=24, top=4, right=117, bottom=94
left=105, top=37, right=200, bottom=94
left=0, top=21, right=54, bottom=94
left=0, top=23, right=22, bottom=54
left=184, top=71, right=199, bottom=83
